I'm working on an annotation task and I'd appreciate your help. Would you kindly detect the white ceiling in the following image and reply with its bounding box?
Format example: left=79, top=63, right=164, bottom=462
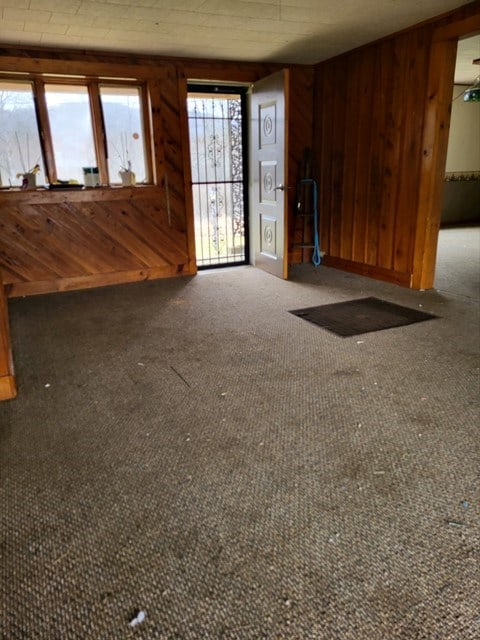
left=0, top=0, right=477, bottom=72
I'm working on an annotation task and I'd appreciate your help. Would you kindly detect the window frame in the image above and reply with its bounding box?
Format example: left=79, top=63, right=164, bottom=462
left=0, top=73, right=153, bottom=187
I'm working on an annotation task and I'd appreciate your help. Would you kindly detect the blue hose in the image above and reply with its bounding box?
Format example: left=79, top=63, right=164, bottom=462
left=299, top=178, right=321, bottom=267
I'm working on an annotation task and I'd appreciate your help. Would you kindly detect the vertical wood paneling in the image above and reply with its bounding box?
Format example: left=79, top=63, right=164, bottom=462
left=160, top=64, right=189, bottom=233
left=313, top=0, right=480, bottom=288
left=413, top=38, right=459, bottom=289
left=329, top=58, right=346, bottom=260
left=393, top=29, right=430, bottom=275
left=287, top=66, right=314, bottom=264
left=351, top=47, right=375, bottom=264
left=313, top=25, right=433, bottom=286
left=318, top=65, right=332, bottom=257
left=175, top=67, right=197, bottom=275
left=339, top=54, right=361, bottom=261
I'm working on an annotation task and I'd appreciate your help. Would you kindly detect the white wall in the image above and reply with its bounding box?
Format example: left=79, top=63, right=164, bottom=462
left=445, top=85, right=480, bottom=173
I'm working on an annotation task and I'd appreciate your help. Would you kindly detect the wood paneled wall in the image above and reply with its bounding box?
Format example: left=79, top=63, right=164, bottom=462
left=0, top=48, right=283, bottom=298
left=313, top=1, right=480, bottom=288
left=314, top=28, right=430, bottom=287
left=0, top=187, right=190, bottom=297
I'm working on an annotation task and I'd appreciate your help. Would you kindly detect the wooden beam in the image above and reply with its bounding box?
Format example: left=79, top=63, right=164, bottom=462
left=33, top=79, right=56, bottom=184
left=433, top=3, right=480, bottom=41
left=322, top=255, right=412, bottom=287
left=88, top=82, right=109, bottom=185
left=176, top=68, right=198, bottom=275
left=0, top=270, right=16, bottom=401
left=413, top=38, right=458, bottom=290
left=5, top=265, right=189, bottom=298
left=146, top=78, right=167, bottom=187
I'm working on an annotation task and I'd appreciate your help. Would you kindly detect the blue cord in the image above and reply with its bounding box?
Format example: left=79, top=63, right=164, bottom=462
left=299, top=178, right=321, bottom=266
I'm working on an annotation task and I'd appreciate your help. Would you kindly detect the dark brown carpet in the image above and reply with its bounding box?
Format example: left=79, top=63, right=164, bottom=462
left=1, top=228, right=479, bottom=639
left=290, top=297, right=438, bottom=337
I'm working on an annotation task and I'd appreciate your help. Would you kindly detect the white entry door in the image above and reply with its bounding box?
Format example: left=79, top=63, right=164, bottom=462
left=250, top=70, right=289, bottom=279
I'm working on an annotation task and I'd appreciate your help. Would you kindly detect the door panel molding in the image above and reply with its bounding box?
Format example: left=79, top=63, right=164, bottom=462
left=250, top=69, right=289, bottom=279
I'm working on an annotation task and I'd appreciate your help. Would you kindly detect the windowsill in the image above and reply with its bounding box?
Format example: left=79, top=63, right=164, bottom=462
left=0, top=184, right=156, bottom=192
left=0, top=184, right=161, bottom=203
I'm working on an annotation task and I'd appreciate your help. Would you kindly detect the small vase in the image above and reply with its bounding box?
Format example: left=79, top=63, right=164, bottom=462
left=119, top=170, right=136, bottom=186
left=21, top=173, right=36, bottom=190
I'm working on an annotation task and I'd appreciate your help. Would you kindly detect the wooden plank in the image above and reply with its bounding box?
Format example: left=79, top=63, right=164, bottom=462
left=393, top=28, right=430, bottom=276
left=0, top=206, right=67, bottom=282
left=0, top=270, right=16, bottom=400
left=83, top=199, right=188, bottom=266
left=315, top=65, right=332, bottom=258
left=176, top=67, right=198, bottom=275
left=0, top=52, right=166, bottom=79
left=180, top=61, right=280, bottom=83
left=6, top=265, right=187, bottom=298
left=376, top=39, right=403, bottom=271
left=328, top=59, right=346, bottom=260
left=1, top=202, right=109, bottom=282
left=287, top=66, right=314, bottom=264
left=339, top=53, right=360, bottom=262
left=88, top=82, right=109, bottom=185
left=77, top=201, right=160, bottom=268
left=0, top=205, right=82, bottom=278
left=32, top=202, right=131, bottom=274
left=323, top=255, right=412, bottom=287
left=140, top=81, right=155, bottom=185
left=160, top=65, right=189, bottom=234
left=433, top=3, right=480, bottom=41
left=0, top=185, right=163, bottom=205
left=351, top=47, right=375, bottom=264
left=146, top=78, right=166, bottom=187
left=412, top=37, right=458, bottom=289
left=33, top=79, right=56, bottom=184
left=364, top=42, right=389, bottom=267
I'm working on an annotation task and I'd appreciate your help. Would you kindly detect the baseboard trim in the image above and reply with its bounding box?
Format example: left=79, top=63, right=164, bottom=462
left=322, top=256, right=413, bottom=288
left=6, top=265, right=194, bottom=298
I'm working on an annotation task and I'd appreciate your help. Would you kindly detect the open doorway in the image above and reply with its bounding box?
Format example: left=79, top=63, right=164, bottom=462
left=441, top=35, right=480, bottom=227
left=187, top=84, right=249, bottom=269
left=435, top=34, right=480, bottom=294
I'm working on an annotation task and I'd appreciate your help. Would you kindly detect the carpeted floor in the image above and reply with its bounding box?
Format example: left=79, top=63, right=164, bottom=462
left=1, top=227, right=479, bottom=639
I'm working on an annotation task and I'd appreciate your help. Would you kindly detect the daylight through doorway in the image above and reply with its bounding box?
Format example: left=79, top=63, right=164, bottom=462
left=187, top=85, right=248, bottom=269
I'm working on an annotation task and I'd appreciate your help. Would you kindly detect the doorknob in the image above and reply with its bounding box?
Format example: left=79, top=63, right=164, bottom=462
left=274, top=184, right=290, bottom=191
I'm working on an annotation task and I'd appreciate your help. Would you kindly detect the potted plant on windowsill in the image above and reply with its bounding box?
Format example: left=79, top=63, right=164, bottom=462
left=17, top=163, right=40, bottom=190
left=114, top=133, right=136, bottom=186
left=14, top=132, right=41, bottom=189
left=118, top=159, right=136, bottom=186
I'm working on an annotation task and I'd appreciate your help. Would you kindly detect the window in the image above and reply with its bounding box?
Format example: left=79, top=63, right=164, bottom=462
left=0, top=76, right=151, bottom=188
left=100, top=85, right=147, bottom=184
left=45, top=84, right=97, bottom=183
left=0, top=80, right=45, bottom=188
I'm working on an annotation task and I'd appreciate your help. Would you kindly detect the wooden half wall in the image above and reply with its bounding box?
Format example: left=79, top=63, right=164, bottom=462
left=0, top=47, right=301, bottom=297
left=313, top=1, right=480, bottom=289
